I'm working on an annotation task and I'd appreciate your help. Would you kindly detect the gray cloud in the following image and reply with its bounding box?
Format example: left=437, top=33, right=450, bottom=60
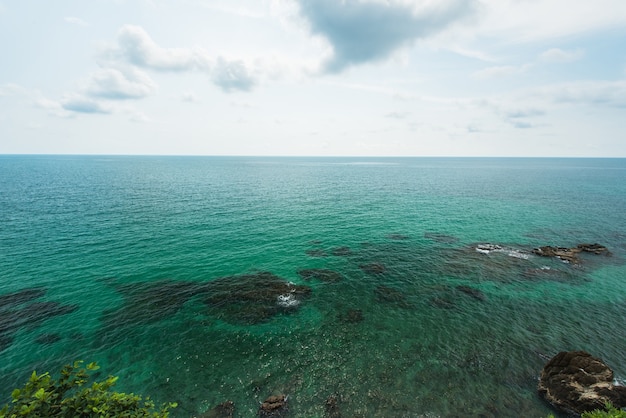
left=212, top=58, right=257, bottom=92
left=296, top=0, right=476, bottom=73
left=61, top=95, right=110, bottom=114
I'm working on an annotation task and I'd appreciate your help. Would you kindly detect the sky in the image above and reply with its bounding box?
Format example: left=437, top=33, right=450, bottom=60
left=1, top=0, right=626, bottom=157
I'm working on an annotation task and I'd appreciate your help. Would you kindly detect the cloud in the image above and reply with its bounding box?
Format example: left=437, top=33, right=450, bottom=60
left=212, top=58, right=257, bottom=92
left=64, top=16, right=88, bottom=26
left=111, top=25, right=212, bottom=71
left=296, top=0, right=477, bottom=73
left=385, top=111, right=410, bottom=119
left=97, top=25, right=267, bottom=93
left=181, top=92, right=199, bottom=103
left=504, top=108, right=545, bottom=119
left=539, top=48, right=584, bottom=63
left=84, top=67, right=157, bottom=99
left=60, top=95, right=111, bottom=114
left=541, top=80, right=626, bottom=107
left=472, top=64, right=531, bottom=79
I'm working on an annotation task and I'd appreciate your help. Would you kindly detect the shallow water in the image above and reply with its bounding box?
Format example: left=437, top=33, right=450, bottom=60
left=1, top=156, right=625, bottom=417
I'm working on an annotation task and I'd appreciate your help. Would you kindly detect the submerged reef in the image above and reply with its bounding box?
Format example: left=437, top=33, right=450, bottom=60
left=204, top=272, right=311, bottom=325
left=0, top=288, right=78, bottom=352
left=101, top=272, right=312, bottom=331
left=297, top=269, right=343, bottom=283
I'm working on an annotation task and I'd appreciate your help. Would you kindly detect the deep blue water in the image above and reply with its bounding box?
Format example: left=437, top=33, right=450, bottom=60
left=1, top=156, right=625, bottom=417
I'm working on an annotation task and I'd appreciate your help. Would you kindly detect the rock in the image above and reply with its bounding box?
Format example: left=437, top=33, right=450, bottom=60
left=577, top=243, right=612, bottom=255
left=456, top=285, right=486, bottom=302
left=532, top=243, right=611, bottom=264
left=532, top=246, right=580, bottom=263
left=325, top=394, right=341, bottom=418
left=360, top=263, right=385, bottom=274
left=259, top=394, right=288, bottom=418
left=200, top=400, right=234, bottom=418
left=297, top=269, right=343, bottom=283
left=538, top=351, right=626, bottom=415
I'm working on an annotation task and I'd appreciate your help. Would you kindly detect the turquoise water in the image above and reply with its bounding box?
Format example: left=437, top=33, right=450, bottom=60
left=1, top=156, right=625, bottom=417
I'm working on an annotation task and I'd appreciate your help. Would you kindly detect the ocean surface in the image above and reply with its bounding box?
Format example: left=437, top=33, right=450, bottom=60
left=1, top=156, right=625, bottom=417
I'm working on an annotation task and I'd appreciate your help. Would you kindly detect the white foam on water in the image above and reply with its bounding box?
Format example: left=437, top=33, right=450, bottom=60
left=276, top=294, right=300, bottom=308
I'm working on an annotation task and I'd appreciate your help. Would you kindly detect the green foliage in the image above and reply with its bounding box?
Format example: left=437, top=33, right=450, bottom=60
left=0, top=361, right=176, bottom=417
left=581, top=403, right=626, bottom=418
left=546, top=403, right=626, bottom=418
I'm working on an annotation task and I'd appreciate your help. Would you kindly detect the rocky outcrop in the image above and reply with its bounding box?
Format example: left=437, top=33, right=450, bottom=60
left=538, top=351, right=626, bottom=415
left=259, top=394, right=288, bottom=418
left=532, top=243, right=611, bottom=264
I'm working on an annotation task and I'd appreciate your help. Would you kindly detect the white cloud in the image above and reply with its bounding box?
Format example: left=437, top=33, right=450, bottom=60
left=212, top=58, right=257, bottom=92
left=539, top=48, right=584, bottom=63
left=537, top=80, right=626, bottom=107
left=110, top=25, right=212, bottom=71
left=181, top=92, right=199, bottom=103
left=64, top=16, right=88, bottom=27
left=472, top=64, right=531, bottom=79
left=84, top=67, right=157, bottom=99
left=467, top=0, right=626, bottom=43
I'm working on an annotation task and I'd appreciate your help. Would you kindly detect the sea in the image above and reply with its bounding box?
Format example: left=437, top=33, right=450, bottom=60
left=0, top=155, right=625, bottom=417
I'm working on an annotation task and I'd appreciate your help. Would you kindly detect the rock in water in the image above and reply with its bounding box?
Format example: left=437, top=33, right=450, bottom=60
left=538, top=351, right=626, bottom=415
left=259, top=394, right=288, bottom=417
left=200, top=400, right=234, bottom=418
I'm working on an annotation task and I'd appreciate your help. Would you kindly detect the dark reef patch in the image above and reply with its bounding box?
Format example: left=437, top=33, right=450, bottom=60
left=200, top=400, right=235, bottom=418
left=204, top=272, right=311, bottom=325
left=338, top=309, right=364, bottom=324
left=359, top=262, right=386, bottom=275
left=306, top=249, right=328, bottom=257
left=0, top=288, right=78, bottom=352
left=99, top=272, right=312, bottom=336
left=374, top=285, right=412, bottom=308
left=0, top=288, right=47, bottom=309
left=297, top=269, right=343, bottom=283
left=456, top=285, right=486, bottom=302
left=35, top=333, right=62, bottom=345
left=387, top=233, right=410, bottom=240
left=424, top=232, right=459, bottom=244
left=331, top=246, right=352, bottom=256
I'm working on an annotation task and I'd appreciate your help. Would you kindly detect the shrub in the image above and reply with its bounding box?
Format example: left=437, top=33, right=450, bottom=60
left=0, top=361, right=176, bottom=417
